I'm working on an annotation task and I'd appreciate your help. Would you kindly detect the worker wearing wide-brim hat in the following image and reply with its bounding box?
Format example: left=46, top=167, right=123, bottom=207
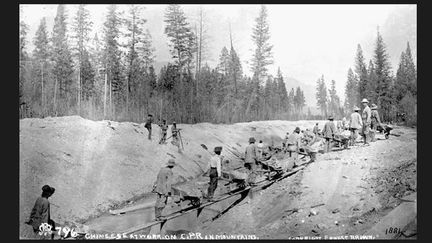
left=361, top=98, right=371, bottom=145
left=286, top=127, right=302, bottom=167
left=322, top=116, right=336, bottom=153
left=370, top=104, right=381, bottom=142
left=349, top=106, right=363, bottom=146
left=153, top=159, right=176, bottom=220
left=244, top=137, right=257, bottom=171
left=205, top=146, right=223, bottom=200
left=26, top=185, right=56, bottom=239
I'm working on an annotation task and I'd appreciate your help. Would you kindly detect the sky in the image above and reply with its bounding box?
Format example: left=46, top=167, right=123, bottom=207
left=20, top=4, right=416, bottom=107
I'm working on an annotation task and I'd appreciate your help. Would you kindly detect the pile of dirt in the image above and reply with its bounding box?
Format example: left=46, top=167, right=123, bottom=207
left=19, top=116, right=319, bottom=238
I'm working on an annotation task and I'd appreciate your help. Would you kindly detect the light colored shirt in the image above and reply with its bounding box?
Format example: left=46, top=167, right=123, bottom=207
left=362, top=106, right=371, bottom=125
left=245, top=144, right=258, bottom=163
left=207, top=154, right=222, bottom=177
left=349, top=112, right=363, bottom=129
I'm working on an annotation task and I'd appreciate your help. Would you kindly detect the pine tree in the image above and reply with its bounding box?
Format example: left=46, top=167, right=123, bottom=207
left=263, top=77, right=273, bottom=119
left=366, top=60, right=377, bottom=102
left=32, top=17, right=51, bottom=113
left=294, top=87, right=306, bottom=117
left=217, top=47, right=230, bottom=75
left=276, top=68, right=288, bottom=115
left=250, top=5, right=273, bottom=84
left=395, top=42, right=417, bottom=124
left=72, top=4, right=94, bottom=111
left=328, top=80, right=341, bottom=118
left=287, top=88, right=295, bottom=118
left=19, top=19, right=29, bottom=114
left=395, top=42, right=417, bottom=101
left=355, top=44, right=367, bottom=104
left=103, top=4, right=124, bottom=119
left=315, top=75, right=328, bottom=117
left=164, top=4, right=196, bottom=72
left=228, top=45, right=242, bottom=96
left=124, top=5, right=150, bottom=118
left=52, top=5, right=75, bottom=110
left=373, top=28, right=393, bottom=121
left=344, top=68, right=357, bottom=114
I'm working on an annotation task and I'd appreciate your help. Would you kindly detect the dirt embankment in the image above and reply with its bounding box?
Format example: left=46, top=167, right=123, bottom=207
left=197, top=126, right=417, bottom=239
left=19, top=115, right=319, bottom=238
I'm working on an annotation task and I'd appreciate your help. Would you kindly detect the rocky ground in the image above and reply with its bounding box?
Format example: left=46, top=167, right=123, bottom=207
left=197, top=126, right=417, bottom=239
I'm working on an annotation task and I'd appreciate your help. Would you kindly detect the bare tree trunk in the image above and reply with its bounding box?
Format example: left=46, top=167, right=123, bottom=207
left=78, top=65, right=81, bottom=116
left=41, top=62, right=44, bottom=117
left=54, top=77, right=57, bottom=117
left=103, top=66, right=107, bottom=119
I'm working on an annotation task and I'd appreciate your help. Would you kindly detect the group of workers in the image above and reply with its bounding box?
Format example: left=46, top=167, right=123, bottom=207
left=144, top=114, right=182, bottom=152
left=26, top=98, right=384, bottom=235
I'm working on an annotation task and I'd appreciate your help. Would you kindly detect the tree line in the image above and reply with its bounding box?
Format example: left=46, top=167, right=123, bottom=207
left=19, top=4, right=308, bottom=124
left=315, top=29, right=417, bottom=125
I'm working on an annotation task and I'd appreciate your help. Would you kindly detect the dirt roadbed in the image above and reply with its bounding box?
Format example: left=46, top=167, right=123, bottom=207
left=197, top=127, right=417, bottom=239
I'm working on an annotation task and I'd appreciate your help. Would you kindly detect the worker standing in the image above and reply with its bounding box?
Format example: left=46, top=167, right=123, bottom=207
left=144, top=114, right=153, bottom=140
left=349, top=106, right=363, bottom=146
left=25, top=185, right=57, bottom=239
left=322, top=116, right=336, bottom=153
left=206, top=146, right=222, bottom=200
left=286, top=127, right=302, bottom=167
left=153, top=159, right=176, bottom=220
left=158, top=119, right=168, bottom=144
left=244, top=137, right=258, bottom=185
left=370, top=104, right=381, bottom=142
left=313, top=123, right=319, bottom=135
left=244, top=137, right=258, bottom=171
left=171, top=122, right=181, bottom=153
left=282, top=132, right=290, bottom=152
left=257, top=140, right=264, bottom=161
left=361, top=99, right=372, bottom=145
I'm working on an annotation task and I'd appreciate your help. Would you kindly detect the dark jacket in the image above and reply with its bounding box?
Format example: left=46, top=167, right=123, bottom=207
left=371, top=110, right=381, bottom=125
left=28, top=197, right=50, bottom=232
left=145, top=117, right=153, bottom=128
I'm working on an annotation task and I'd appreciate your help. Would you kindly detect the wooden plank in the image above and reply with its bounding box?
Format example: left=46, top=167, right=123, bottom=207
left=121, top=163, right=310, bottom=235
left=109, top=200, right=155, bottom=215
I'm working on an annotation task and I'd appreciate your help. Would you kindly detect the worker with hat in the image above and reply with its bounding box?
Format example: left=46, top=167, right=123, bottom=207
left=244, top=137, right=259, bottom=185
left=370, top=104, right=381, bottom=142
left=349, top=106, right=363, bottom=146
left=205, top=146, right=223, bottom=200
left=244, top=137, right=258, bottom=171
left=26, top=185, right=57, bottom=239
left=286, top=127, right=302, bottom=167
left=282, top=132, right=290, bottom=152
left=171, top=122, right=181, bottom=153
left=313, top=123, right=319, bottom=136
left=322, top=115, right=336, bottom=153
left=361, top=98, right=372, bottom=145
left=144, top=114, right=153, bottom=140
left=159, top=119, right=168, bottom=144
left=153, top=159, right=176, bottom=220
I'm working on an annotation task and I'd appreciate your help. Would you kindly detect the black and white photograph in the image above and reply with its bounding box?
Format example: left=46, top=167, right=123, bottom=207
left=19, top=4, right=417, bottom=240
